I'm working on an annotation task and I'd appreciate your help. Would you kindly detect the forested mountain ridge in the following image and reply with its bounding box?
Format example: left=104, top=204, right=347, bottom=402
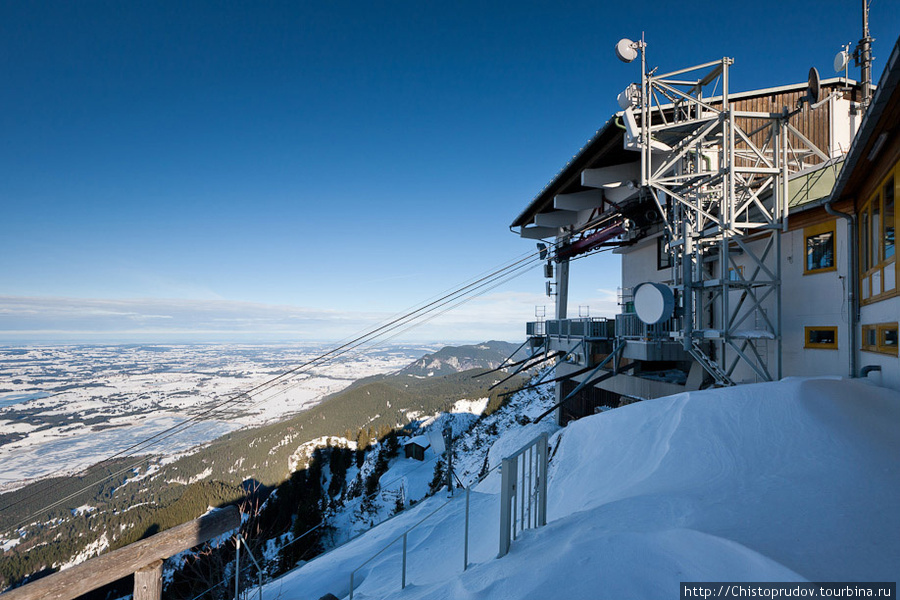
left=0, top=343, right=529, bottom=592
left=397, top=340, right=525, bottom=377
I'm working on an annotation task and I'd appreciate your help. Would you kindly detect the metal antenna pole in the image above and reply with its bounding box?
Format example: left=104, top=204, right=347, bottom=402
left=858, top=0, right=874, bottom=107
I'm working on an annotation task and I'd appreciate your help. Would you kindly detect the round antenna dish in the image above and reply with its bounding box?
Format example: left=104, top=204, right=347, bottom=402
left=633, top=282, right=675, bottom=325
left=834, top=50, right=849, bottom=73
left=617, top=84, right=637, bottom=110
left=807, top=67, right=821, bottom=103
left=615, top=38, right=638, bottom=63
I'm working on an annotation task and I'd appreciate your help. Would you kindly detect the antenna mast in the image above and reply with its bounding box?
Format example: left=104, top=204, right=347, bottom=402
left=618, top=43, right=832, bottom=385
left=856, top=0, right=874, bottom=106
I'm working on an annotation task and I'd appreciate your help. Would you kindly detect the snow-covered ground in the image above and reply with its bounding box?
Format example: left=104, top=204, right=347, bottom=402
left=260, top=377, right=900, bottom=600
left=0, top=344, right=434, bottom=492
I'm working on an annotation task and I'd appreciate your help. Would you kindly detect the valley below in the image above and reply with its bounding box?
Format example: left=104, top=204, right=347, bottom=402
left=0, top=341, right=528, bottom=593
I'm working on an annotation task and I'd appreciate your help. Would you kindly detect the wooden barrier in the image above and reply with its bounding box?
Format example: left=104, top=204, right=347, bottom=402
left=3, top=505, right=240, bottom=600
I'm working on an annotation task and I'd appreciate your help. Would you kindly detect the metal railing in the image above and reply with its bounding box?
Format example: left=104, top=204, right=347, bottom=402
left=498, top=432, right=548, bottom=558
left=234, top=533, right=264, bottom=600
left=614, top=312, right=680, bottom=340
left=348, top=488, right=472, bottom=599
left=526, top=318, right=613, bottom=340
left=346, top=433, right=552, bottom=597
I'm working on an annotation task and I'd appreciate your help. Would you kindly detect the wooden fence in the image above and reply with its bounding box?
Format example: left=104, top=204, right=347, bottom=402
left=3, top=505, right=240, bottom=600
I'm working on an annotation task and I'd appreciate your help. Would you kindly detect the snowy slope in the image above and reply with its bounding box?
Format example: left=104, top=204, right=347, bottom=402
left=256, top=377, right=899, bottom=600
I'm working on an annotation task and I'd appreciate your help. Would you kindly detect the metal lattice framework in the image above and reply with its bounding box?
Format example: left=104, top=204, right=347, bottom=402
left=628, top=56, right=829, bottom=384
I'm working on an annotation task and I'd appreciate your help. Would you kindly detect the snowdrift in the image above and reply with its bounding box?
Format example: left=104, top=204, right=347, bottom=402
left=262, top=377, right=900, bottom=600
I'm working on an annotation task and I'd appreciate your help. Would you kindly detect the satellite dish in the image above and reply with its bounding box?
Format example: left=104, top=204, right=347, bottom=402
left=807, top=67, right=821, bottom=103
left=834, top=50, right=850, bottom=73
left=615, top=38, right=638, bottom=63
left=633, top=282, right=675, bottom=325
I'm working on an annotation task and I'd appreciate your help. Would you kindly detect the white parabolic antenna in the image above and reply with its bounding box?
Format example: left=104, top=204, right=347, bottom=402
left=615, top=38, right=638, bottom=63
left=633, top=282, right=675, bottom=325
left=834, top=50, right=850, bottom=73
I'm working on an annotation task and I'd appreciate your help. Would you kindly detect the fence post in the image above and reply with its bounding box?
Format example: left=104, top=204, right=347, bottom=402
left=234, top=535, right=241, bottom=600
left=537, top=433, right=548, bottom=527
left=498, top=456, right=516, bottom=557
left=464, top=486, right=470, bottom=571
left=401, top=532, right=408, bottom=589
left=133, top=560, right=163, bottom=600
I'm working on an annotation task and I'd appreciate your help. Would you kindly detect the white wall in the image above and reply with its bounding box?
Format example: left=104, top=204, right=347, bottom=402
left=619, top=233, right=671, bottom=294
left=859, top=298, right=900, bottom=391
left=780, top=219, right=853, bottom=378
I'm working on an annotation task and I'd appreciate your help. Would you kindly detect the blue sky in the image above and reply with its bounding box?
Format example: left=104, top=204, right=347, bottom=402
left=1, top=1, right=897, bottom=343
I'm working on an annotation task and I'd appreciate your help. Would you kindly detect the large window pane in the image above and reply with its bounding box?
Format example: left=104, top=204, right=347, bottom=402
left=861, top=209, right=870, bottom=271
left=873, top=197, right=881, bottom=263
left=884, top=178, right=894, bottom=260
left=806, top=231, right=834, bottom=271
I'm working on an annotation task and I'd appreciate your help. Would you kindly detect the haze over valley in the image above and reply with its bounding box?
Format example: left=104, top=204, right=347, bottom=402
left=0, top=343, right=436, bottom=492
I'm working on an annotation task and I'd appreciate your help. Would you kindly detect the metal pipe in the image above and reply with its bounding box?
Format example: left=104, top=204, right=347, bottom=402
left=825, top=201, right=858, bottom=378
left=860, top=364, right=881, bottom=378
left=464, top=487, right=470, bottom=571
left=401, top=532, right=407, bottom=589
left=234, top=536, right=240, bottom=600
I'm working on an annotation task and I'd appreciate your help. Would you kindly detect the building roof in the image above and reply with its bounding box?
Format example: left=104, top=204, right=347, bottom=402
left=828, top=35, right=900, bottom=203
left=512, top=78, right=858, bottom=230
left=404, top=435, right=431, bottom=450
left=510, top=117, right=627, bottom=228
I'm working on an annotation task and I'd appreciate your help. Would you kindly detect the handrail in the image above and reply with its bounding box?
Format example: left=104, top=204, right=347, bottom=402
left=235, top=533, right=264, bottom=600
left=2, top=505, right=240, bottom=600
left=348, top=495, right=457, bottom=599
left=346, top=460, right=504, bottom=599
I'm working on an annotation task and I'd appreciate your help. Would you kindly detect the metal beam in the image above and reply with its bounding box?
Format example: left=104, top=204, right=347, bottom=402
left=534, top=210, right=579, bottom=228
left=534, top=361, right=636, bottom=423
left=499, top=363, right=597, bottom=397
left=581, top=163, right=640, bottom=188
left=488, top=351, right=564, bottom=390
left=554, top=189, right=605, bottom=211
left=519, top=226, right=557, bottom=239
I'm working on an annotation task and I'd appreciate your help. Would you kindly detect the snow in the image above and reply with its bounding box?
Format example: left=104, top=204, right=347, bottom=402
left=56, top=532, right=110, bottom=570
left=71, top=505, right=96, bottom=516
left=1, top=537, right=21, bottom=552
left=450, top=398, right=490, bottom=415
left=259, top=377, right=900, bottom=600
left=0, top=344, right=422, bottom=493
left=404, top=436, right=431, bottom=449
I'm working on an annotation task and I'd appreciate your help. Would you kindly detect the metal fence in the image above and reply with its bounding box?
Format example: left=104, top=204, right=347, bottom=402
left=348, top=489, right=472, bottom=599
left=498, top=432, right=549, bottom=558
left=526, top=318, right=613, bottom=340
left=614, top=312, right=680, bottom=340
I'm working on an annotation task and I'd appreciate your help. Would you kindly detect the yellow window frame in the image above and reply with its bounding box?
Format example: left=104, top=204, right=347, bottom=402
left=858, top=161, right=898, bottom=305
left=861, top=322, right=899, bottom=356
left=803, top=220, right=837, bottom=275
left=804, top=326, right=838, bottom=350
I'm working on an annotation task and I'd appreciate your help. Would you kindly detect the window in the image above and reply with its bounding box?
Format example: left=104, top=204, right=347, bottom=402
left=861, top=322, right=899, bottom=356
left=728, top=266, right=744, bottom=281
left=805, top=326, right=838, bottom=350
left=804, top=220, right=836, bottom=274
left=657, top=236, right=672, bottom=270
left=859, top=170, right=898, bottom=303
left=884, top=178, right=894, bottom=260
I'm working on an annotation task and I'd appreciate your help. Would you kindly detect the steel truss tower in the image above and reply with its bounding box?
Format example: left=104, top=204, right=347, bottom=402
left=630, top=56, right=830, bottom=384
